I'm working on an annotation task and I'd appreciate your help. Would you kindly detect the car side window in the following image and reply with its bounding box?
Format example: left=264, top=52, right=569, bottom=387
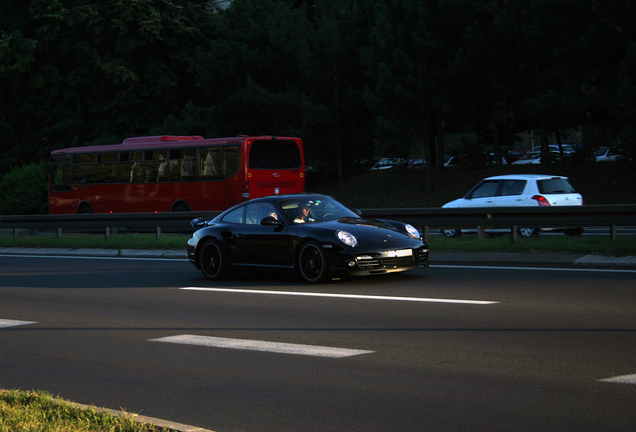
left=245, top=202, right=278, bottom=225
left=470, top=181, right=499, bottom=198
left=222, top=207, right=245, bottom=224
left=501, top=180, right=526, bottom=196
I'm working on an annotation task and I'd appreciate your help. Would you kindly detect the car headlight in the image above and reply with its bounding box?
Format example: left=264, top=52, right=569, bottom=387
left=337, top=230, right=358, bottom=247
left=405, top=224, right=421, bottom=239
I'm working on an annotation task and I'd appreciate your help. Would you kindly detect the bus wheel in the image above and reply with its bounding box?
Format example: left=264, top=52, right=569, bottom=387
left=199, top=239, right=227, bottom=280
left=172, top=202, right=190, bottom=212
left=78, top=204, right=93, bottom=214
left=297, top=241, right=328, bottom=284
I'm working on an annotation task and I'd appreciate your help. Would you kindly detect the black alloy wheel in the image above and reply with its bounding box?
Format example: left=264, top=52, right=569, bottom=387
left=199, top=239, right=227, bottom=280
left=298, top=241, right=327, bottom=283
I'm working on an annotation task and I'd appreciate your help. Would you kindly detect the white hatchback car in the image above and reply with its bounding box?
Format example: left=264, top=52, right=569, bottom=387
left=441, top=174, right=584, bottom=237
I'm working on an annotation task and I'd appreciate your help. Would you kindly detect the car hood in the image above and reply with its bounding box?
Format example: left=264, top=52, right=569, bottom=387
left=442, top=198, right=465, bottom=208
left=297, top=217, right=414, bottom=245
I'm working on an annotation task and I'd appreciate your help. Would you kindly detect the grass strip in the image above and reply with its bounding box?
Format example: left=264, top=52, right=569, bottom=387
left=1, top=232, right=635, bottom=256
left=0, top=389, right=170, bottom=432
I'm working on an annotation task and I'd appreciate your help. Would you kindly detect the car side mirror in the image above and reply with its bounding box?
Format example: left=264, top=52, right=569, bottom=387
left=260, top=216, right=280, bottom=226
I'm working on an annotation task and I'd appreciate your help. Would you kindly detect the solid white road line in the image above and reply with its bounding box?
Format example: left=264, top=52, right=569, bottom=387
left=180, top=287, right=498, bottom=305
left=149, top=335, right=374, bottom=358
left=599, top=373, right=636, bottom=385
left=0, top=319, right=37, bottom=328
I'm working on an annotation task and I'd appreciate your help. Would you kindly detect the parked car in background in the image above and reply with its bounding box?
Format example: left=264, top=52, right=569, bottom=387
left=594, top=146, right=630, bottom=162
left=548, top=144, right=575, bottom=155
left=187, top=194, right=428, bottom=283
left=369, top=158, right=394, bottom=170
left=369, top=157, right=406, bottom=170
left=441, top=174, right=584, bottom=238
left=406, top=157, right=426, bottom=169
left=505, top=149, right=529, bottom=164
left=511, top=150, right=562, bottom=165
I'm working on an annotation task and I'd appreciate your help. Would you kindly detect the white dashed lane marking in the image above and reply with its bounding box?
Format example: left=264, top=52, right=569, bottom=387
left=599, top=373, right=636, bottom=385
left=180, top=287, right=498, bottom=305
left=0, top=319, right=37, bottom=328
left=150, top=335, right=374, bottom=358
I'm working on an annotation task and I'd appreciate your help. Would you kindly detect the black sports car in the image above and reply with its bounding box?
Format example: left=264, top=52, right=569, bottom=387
left=186, top=194, right=428, bottom=283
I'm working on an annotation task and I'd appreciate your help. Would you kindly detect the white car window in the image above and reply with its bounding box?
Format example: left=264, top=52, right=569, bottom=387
left=471, top=181, right=499, bottom=198
left=501, top=180, right=526, bottom=196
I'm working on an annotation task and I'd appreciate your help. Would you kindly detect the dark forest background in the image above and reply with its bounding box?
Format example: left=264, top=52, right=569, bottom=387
left=1, top=0, right=635, bottom=195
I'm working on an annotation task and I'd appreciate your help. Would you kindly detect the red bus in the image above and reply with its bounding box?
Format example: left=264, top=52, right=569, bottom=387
left=48, top=135, right=305, bottom=214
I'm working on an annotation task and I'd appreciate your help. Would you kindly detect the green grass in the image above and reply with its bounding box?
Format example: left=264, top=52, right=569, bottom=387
left=0, top=389, right=169, bottom=432
left=427, top=234, right=636, bottom=256
left=0, top=233, right=188, bottom=250
left=1, top=231, right=634, bottom=256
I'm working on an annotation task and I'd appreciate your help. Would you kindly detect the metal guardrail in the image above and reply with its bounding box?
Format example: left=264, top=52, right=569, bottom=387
left=1, top=204, right=635, bottom=242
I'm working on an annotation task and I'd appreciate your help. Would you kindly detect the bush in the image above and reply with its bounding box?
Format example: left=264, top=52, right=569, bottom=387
left=0, top=160, right=48, bottom=215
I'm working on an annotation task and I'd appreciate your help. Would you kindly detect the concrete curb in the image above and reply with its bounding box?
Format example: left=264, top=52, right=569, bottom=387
left=67, top=401, right=214, bottom=432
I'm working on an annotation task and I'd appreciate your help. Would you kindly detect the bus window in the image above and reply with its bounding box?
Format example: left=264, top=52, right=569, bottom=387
left=145, top=150, right=168, bottom=182
left=72, top=154, right=95, bottom=184
left=51, top=155, right=71, bottom=192
left=199, top=147, right=221, bottom=180
left=167, top=148, right=195, bottom=181
left=248, top=139, right=301, bottom=169
left=223, top=145, right=239, bottom=177
left=120, top=151, right=143, bottom=183
left=96, top=153, right=118, bottom=183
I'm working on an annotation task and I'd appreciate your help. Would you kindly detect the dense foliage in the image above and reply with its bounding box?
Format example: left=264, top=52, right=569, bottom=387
left=1, top=0, right=635, bottom=182
left=0, top=161, right=48, bottom=214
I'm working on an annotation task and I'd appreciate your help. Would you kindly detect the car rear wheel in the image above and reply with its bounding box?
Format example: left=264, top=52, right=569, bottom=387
left=442, top=228, right=461, bottom=238
left=297, top=241, right=327, bottom=283
left=518, top=227, right=539, bottom=237
left=199, top=239, right=227, bottom=280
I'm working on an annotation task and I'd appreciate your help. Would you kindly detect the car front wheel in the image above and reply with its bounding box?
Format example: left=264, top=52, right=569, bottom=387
left=199, top=239, right=227, bottom=280
left=297, top=241, right=328, bottom=283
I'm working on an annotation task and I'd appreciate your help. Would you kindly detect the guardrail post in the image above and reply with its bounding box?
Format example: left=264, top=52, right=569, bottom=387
left=610, top=225, right=617, bottom=242
left=156, top=227, right=162, bottom=241
left=423, top=226, right=429, bottom=243
left=511, top=225, right=518, bottom=244
left=13, top=228, right=18, bottom=239
left=57, top=228, right=62, bottom=239
left=105, top=227, right=110, bottom=241
left=477, top=226, right=485, bottom=240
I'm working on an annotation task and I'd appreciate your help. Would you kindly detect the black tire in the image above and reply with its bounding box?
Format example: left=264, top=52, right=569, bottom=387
left=518, top=227, right=539, bottom=237
left=442, top=228, right=461, bottom=238
left=297, top=241, right=328, bottom=284
left=78, top=204, right=93, bottom=214
left=199, top=239, right=227, bottom=280
left=172, top=202, right=190, bottom=212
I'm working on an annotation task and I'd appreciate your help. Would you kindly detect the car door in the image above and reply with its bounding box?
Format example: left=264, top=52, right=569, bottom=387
left=495, top=180, right=528, bottom=206
left=232, top=202, right=294, bottom=268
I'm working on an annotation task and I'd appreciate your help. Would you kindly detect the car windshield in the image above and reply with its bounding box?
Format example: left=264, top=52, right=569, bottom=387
left=279, top=197, right=358, bottom=224
left=537, top=178, right=576, bottom=194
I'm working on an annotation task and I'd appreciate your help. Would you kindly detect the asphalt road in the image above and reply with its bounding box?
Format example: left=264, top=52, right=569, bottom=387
left=1, top=255, right=635, bottom=432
